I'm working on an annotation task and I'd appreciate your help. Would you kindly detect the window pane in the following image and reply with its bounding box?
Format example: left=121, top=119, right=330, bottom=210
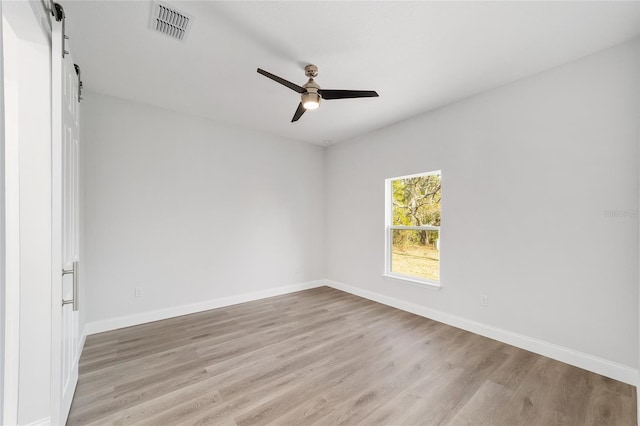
left=392, top=174, right=441, bottom=226
left=391, top=229, right=439, bottom=281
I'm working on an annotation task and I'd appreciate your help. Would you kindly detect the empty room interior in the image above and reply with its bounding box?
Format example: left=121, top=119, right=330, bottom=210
left=2, top=0, right=640, bottom=425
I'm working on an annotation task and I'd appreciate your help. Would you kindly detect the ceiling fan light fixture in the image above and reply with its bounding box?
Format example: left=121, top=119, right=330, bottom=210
left=301, top=92, right=321, bottom=110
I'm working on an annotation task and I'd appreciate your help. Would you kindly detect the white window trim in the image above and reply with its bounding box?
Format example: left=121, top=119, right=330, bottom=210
left=384, top=171, right=442, bottom=289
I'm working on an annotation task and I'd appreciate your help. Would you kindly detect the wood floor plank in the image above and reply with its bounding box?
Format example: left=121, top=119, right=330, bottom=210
left=405, top=339, right=509, bottom=425
left=68, top=286, right=636, bottom=425
left=85, top=380, right=223, bottom=426
left=487, top=344, right=539, bottom=391
left=492, top=356, right=576, bottom=425
left=354, top=363, right=468, bottom=426
left=442, top=380, right=514, bottom=425
left=267, top=320, right=448, bottom=425
left=234, top=316, right=440, bottom=425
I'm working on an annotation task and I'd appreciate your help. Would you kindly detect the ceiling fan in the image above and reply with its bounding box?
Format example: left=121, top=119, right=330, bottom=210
left=256, top=64, right=379, bottom=122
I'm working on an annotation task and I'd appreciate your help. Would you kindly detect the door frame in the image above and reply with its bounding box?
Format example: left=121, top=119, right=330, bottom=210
left=2, top=6, right=23, bottom=425
left=1, top=0, right=7, bottom=422
left=2, top=1, right=57, bottom=424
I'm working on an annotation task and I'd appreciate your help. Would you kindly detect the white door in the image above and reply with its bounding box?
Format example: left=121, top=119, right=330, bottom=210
left=51, top=3, right=81, bottom=424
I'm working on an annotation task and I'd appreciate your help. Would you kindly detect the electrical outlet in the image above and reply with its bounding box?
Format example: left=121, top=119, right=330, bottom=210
left=134, top=287, right=143, bottom=298
left=480, top=294, right=488, bottom=307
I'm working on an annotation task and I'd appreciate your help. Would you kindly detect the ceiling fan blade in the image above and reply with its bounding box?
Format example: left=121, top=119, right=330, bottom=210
left=318, top=89, right=379, bottom=100
left=257, top=68, right=305, bottom=94
left=291, top=102, right=306, bottom=122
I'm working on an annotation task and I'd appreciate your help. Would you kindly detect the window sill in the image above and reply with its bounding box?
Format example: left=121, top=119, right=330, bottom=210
left=382, top=273, right=442, bottom=290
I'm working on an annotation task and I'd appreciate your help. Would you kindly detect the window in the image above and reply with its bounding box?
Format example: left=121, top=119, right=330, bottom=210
left=385, top=171, right=441, bottom=286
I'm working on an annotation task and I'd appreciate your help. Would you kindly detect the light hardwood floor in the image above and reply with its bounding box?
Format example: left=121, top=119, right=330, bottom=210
left=68, top=286, right=636, bottom=425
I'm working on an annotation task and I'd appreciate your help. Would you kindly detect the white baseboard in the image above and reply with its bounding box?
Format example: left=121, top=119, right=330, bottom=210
left=84, top=280, right=326, bottom=335
left=325, top=279, right=639, bottom=387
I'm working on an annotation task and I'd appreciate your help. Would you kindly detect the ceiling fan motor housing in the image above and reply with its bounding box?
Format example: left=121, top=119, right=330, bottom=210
left=304, top=64, right=319, bottom=78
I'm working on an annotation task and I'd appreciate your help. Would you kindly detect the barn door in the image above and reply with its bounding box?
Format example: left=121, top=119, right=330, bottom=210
left=51, top=3, right=82, bottom=423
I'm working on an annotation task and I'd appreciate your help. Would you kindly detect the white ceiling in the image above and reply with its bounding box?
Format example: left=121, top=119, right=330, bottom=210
left=63, top=1, right=640, bottom=145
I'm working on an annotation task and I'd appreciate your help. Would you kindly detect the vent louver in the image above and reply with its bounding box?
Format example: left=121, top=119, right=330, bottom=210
left=150, top=1, right=192, bottom=41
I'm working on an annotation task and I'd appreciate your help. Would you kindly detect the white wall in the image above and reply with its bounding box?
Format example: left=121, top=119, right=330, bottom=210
left=326, top=39, right=640, bottom=371
left=0, top=2, right=5, bottom=421
left=3, top=2, right=53, bottom=424
left=82, top=92, right=325, bottom=324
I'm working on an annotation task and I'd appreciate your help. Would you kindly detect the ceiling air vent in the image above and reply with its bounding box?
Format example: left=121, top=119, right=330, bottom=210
left=149, top=1, right=193, bottom=42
